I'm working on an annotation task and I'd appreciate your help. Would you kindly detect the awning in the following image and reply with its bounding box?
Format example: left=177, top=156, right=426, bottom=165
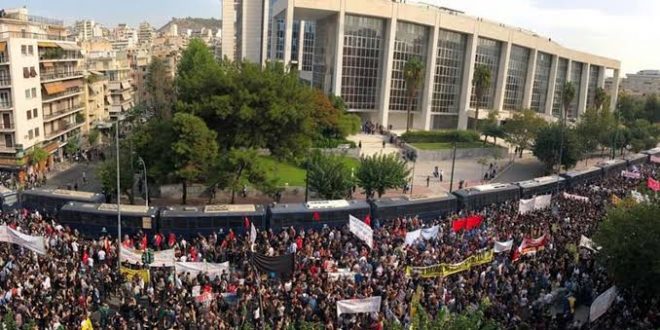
left=0, top=42, right=6, bottom=52
left=121, top=81, right=132, bottom=90
left=121, top=92, right=131, bottom=100
left=37, top=41, right=59, bottom=48
left=43, top=82, right=66, bottom=95
left=62, top=79, right=83, bottom=89
left=42, top=62, right=54, bottom=68
left=43, top=142, right=59, bottom=154
left=55, top=42, right=80, bottom=51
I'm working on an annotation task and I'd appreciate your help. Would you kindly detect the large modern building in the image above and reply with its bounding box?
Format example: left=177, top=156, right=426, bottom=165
left=259, top=0, right=620, bottom=130
left=0, top=7, right=86, bottom=171
left=617, top=70, right=660, bottom=97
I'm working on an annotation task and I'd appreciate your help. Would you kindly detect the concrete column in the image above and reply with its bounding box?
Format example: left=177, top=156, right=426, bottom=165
left=331, top=3, right=346, bottom=96
left=578, top=63, right=589, bottom=115
left=597, top=65, right=606, bottom=88
left=421, top=22, right=439, bottom=130
left=458, top=33, right=478, bottom=130
left=260, top=0, right=270, bottom=65
left=565, top=60, right=573, bottom=82
left=522, top=49, right=537, bottom=109
left=297, top=20, right=305, bottom=70
left=282, top=0, right=294, bottom=67
left=378, top=14, right=398, bottom=129
left=544, top=55, right=558, bottom=116
left=610, top=69, right=620, bottom=111
left=493, top=41, right=511, bottom=113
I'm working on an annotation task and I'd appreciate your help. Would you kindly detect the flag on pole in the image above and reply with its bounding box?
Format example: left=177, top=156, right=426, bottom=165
left=647, top=177, right=660, bottom=192
left=250, top=223, right=257, bottom=252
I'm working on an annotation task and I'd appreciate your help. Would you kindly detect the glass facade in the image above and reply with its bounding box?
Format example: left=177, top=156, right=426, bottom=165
left=302, top=22, right=316, bottom=71
left=503, top=45, right=530, bottom=111
left=552, top=58, right=569, bottom=117
left=312, top=17, right=332, bottom=91
left=389, top=22, right=428, bottom=112
left=586, top=65, right=600, bottom=109
left=568, top=61, right=583, bottom=118
left=530, top=52, right=552, bottom=113
left=275, top=18, right=285, bottom=60
left=291, top=21, right=300, bottom=62
left=341, top=15, right=385, bottom=111
left=470, top=37, right=501, bottom=110
left=431, top=29, right=467, bottom=114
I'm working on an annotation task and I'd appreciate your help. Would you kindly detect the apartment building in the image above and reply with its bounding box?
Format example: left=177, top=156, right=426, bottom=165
left=82, top=40, right=135, bottom=120
left=72, top=19, right=103, bottom=41
left=82, top=71, right=109, bottom=134
left=137, top=22, right=155, bottom=46
left=129, top=47, right=151, bottom=105
left=0, top=7, right=85, bottom=172
left=152, top=34, right=188, bottom=79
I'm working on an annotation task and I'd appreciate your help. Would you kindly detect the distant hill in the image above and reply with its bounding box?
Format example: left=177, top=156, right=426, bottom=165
left=158, top=17, right=222, bottom=34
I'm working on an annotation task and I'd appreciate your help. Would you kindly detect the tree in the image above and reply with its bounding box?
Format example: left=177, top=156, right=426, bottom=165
left=404, top=57, right=424, bottom=132
left=411, top=302, right=500, bottom=330
left=64, top=135, right=80, bottom=156
left=480, top=110, right=505, bottom=145
left=533, top=124, right=583, bottom=171
left=130, top=120, right=176, bottom=185
left=171, top=113, right=218, bottom=204
left=209, top=148, right=277, bottom=204
left=307, top=151, right=354, bottom=200
left=88, top=128, right=100, bottom=146
left=27, top=146, right=49, bottom=172
left=98, top=147, right=135, bottom=204
left=561, top=82, right=576, bottom=121
left=146, top=56, right=175, bottom=119
left=503, top=109, right=546, bottom=157
left=626, top=119, right=659, bottom=152
left=576, top=107, right=608, bottom=155
left=3, top=309, right=16, bottom=330
left=595, top=202, right=660, bottom=299
left=356, top=153, right=410, bottom=199
left=594, top=87, right=607, bottom=111
left=472, top=65, right=492, bottom=131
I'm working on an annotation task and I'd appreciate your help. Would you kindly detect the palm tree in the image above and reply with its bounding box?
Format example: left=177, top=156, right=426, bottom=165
left=557, top=82, right=576, bottom=173
left=594, top=87, right=607, bottom=111
left=404, top=57, right=425, bottom=132
left=472, top=65, right=492, bottom=131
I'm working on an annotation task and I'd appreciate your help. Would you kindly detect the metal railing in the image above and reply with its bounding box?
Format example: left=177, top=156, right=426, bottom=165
left=40, top=71, right=83, bottom=81
left=27, top=15, right=64, bottom=26
left=0, top=31, right=74, bottom=42
left=46, top=122, right=78, bottom=138
left=0, top=102, right=11, bottom=109
left=43, top=103, right=84, bottom=120
left=0, top=123, right=14, bottom=130
left=0, top=78, right=10, bottom=87
left=42, top=87, right=82, bottom=101
left=0, top=54, right=7, bottom=64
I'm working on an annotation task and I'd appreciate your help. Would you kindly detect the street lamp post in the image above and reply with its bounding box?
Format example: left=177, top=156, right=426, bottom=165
left=115, top=117, right=122, bottom=271
left=138, top=156, right=148, bottom=208
left=449, top=140, right=457, bottom=192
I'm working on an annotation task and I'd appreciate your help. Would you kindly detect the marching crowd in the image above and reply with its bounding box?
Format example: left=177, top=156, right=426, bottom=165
left=0, top=164, right=658, bottom=329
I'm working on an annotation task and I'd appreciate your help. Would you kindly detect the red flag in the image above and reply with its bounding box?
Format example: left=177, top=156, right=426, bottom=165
left=312, top=212, right=321, bottom=221
left=244, top=217, right=250, bottom=230
left=168, top=233, right=176, bottom=247
left=452, top=218, right=466, bottom=232
left=466, top=215, right=483, bottom=230
left=648, top=177, right=660, bottom=192
left=511, top=245, right=520, bottom=262
left=364, top=214, right=371, bottom=227
left=154, top=233, right=162, bottom=248
left=140, top=235, right=147, bottom=250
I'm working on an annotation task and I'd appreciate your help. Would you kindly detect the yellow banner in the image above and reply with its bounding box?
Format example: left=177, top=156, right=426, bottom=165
left=120, top=266, right=150, bottom=283
left=405, top=250, right=494, bottom=278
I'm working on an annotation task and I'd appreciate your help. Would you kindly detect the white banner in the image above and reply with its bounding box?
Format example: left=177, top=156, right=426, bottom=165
left=621, top=170, right=641, bottom=179
left=0, top=226, right=47, bottom=255
left=651, top=155, right=660, bottom=164
left=336, top=296, right=381, bottom=317
left=404, top=226, right=439, bottom=246
left=519, top=195, right=552, bottom=214
left=120, top=246, right=143, bottom=264
left=563, top=192, right=589, bottom=203
left=493, top=240, right=513, bottom=253
left=175, top=261, right=230, bottom=278
left=579, top=235, right=600, bottom=252
left=631, top=191, right=647, bottom=203
left=590, top=286, right=617, bottom=322
left=349, top=215, right=373, bottom=249
left=328, top=268, right=356, bottom=282
left=518, top=198, right=535, bottom=215
left=151, top=248, right=175, bottom=267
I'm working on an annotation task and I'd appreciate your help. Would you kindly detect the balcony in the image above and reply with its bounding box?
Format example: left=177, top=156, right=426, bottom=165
left=0, top=54, right=7, bottom=65
left=43, top=103, right=84, bottom=122
left=0, top=145, right=16, bottom=154
left=0, top=102, right=11, bottom=110
left=0, top=77, right=10, bottom=88
left=40, top=71, right=83, bottom=82
left=0, top=123, right=14, bottom=132
left=42, top=87, right=83, bottom=103
left=0, top=31, right=74, bottom=42
left=46, top=121, right=82, bottom=139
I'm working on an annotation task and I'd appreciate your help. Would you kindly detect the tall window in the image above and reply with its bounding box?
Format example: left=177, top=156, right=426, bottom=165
left=431, top=29, right=466, bottom=114
left=568, top=62, right=583, bottom=118
left=389, top=21, right=428, bottom=112
left=586, top=65, right=600, bottom=109
left=470, top=37, right=501, bottom=110
left=275, top=18, right=285, bottom=60
left=530, top=52, right=552, bottom=113
left=552, top=58, right=569, bottom=117
left=302, top=22, right=316, bottom=71
left=341, top=15, right=385, bottom=111
left=291, top=21, right=300, bottom=63
left=503, top=45, right=530, bottom=111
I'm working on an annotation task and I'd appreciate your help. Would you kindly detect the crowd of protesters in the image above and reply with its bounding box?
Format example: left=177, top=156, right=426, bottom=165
left=0, top=163, right=658, bottom=329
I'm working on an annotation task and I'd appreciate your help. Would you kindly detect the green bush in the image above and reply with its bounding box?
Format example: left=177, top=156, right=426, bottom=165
left=401, top=130, right=480, bottom=143
left=312, top=137, right=356, bottom=149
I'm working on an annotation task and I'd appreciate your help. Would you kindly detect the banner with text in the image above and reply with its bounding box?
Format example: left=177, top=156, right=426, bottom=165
left=405, top=250, right=494, bottom=278
left=519, top=194, right=552, bottom=214
left=349, top=215, right=373, bottom=249
left=0, top=226, right=46, bottom=255
left=175, top=261, right=230, bottom=278
left=562, top=192, right=589, bottom=203
left=336, top=296, right=381, bottom=317
left=621, top=170, right=641, bottom=179
left=517, top=234, right=548, bottom=257
left=590, top=286, right=617, bottom=322
left=493, top=240, right=514, bottom=253
left=120, top=267, right=150, bottom=283
left=328, top=268, right=357, bottom=282
left=404, top=226, right=440, bottom=246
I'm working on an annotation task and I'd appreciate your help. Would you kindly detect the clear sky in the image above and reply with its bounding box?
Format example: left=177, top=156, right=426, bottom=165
left=3, top=0, right=657, bottom=75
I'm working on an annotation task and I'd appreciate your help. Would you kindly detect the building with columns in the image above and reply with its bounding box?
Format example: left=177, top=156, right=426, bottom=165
left=268, top=0, right=621, bottom=130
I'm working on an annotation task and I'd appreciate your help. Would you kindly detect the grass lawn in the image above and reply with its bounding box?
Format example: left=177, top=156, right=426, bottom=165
left=412, top=142, right=495, bottom=150
left=258, top=155, right=360, bottom=187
